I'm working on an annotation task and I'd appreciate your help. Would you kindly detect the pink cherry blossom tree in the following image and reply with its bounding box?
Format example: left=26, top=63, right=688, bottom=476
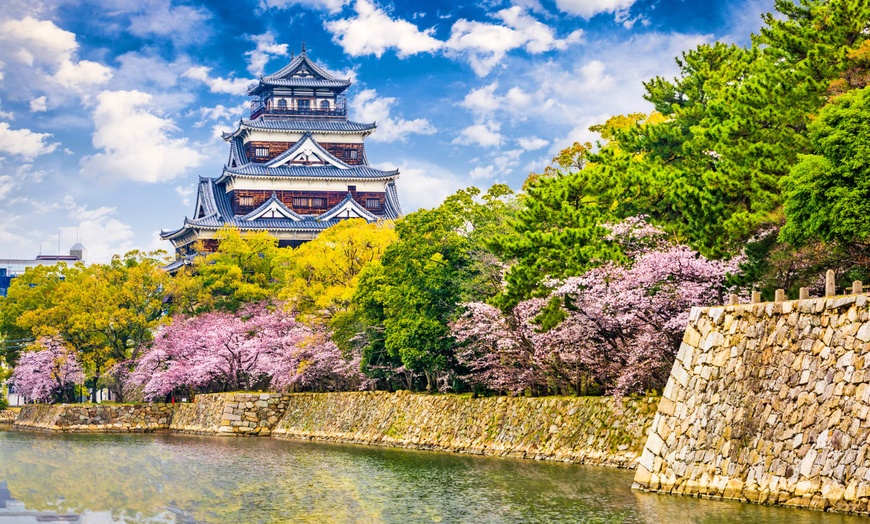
left=131, top=303, right=369, bottom=400
left=452, top=217, right=740, bottom=396
left=9, top=337, right=84, bottom=403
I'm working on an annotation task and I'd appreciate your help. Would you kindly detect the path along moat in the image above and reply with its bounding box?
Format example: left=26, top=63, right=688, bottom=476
left=0, top=426, right=866, bottom=523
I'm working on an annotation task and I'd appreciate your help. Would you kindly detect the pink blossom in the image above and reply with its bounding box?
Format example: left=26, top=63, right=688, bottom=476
left=9, top=337, right=84, bottom=403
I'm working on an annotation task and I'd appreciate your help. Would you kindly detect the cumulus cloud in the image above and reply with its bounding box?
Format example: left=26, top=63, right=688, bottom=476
left=0, top=16, right=112, bottom=98
left=245, top=32, right=289, bottom=76
left=453, top=121, right=505, bottom=148
left=80, top=90, right=205, bottom=183
left=0, top=122, right=59, bottom=159
left=554, top=0, right=638, bottom=18
left=350, top=89, right=436, bottom=142
left=29, top=96, right=47, bottom=112
left=446, top=6, right=583, bottom=75
left=517, top=136, right=548, bottom=150
left=183, top=66, right=251, bottom=95
left=325, top=0, right=443, bottom=57
left=260, top=0, right=349, bottom=13
left=377, top=160, right=466, bottom=212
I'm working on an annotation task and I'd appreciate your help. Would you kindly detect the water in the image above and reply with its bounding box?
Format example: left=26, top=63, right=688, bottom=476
left=0, top=426, right=866, bottom=524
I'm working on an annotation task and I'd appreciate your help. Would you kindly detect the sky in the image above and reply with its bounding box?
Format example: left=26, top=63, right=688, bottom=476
left=0, top=0, right=776, bottom=262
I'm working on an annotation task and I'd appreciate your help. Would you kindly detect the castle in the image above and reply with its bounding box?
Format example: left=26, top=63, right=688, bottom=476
left=161, top=47, right=402, bottom=265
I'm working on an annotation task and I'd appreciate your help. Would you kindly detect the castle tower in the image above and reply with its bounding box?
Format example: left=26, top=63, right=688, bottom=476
left=161, top=48, right=402, bottom=257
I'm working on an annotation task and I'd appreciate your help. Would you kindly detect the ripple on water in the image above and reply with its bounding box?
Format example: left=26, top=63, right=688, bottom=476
left=0, top=429, right=866, bottom=524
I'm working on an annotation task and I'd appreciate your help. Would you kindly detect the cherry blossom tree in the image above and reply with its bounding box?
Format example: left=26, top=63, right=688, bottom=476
left=9, top=337, right=84, bottom=403
left=131, top=304, right=368, bottom=399
left=452, top=217, right=740, bottom=396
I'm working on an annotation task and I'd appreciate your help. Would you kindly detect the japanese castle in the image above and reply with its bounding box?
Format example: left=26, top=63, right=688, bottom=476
left=161, top=48, right=402, bottom=260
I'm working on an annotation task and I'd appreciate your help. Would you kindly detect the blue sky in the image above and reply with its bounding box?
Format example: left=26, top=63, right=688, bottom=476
left=0, top=0, right=774, bottom=262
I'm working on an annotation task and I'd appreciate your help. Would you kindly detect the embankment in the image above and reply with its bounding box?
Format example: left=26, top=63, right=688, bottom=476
left=272, top=392, right=657, bottom=467
left=14, top=403, right=173, bottom=432
left=0, top=410, right=17, bottom=423
left=13, top=392, right=657, bottom=468
left=634, top=294, right=870, bottom=513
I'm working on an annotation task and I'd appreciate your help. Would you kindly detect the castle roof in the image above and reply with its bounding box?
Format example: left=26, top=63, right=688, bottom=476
left=221, top=118, right=377, bottom=140
left=248, top=49, right=352, bottom=96
left=219, top=132, right=399, bottom=183
left=160, top=177, right=402, bottom=243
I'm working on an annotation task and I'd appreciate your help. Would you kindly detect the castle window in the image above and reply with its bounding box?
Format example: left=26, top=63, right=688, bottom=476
left=239, top=196, right=254, bottom=207
left=293, top=197, right=326, bottom=208
left=366, top=198, right=381, bottom=209
left=298, top=99, right=310, bottom=110
left=347, top=185, right=356, bottom=192
left=277, top=99, right=287, bottom=109
left=320, top=100, right=330, bottom=110
left=345, top=150, right=358, bottom=160
left=255, top=147, right=269, bottom=157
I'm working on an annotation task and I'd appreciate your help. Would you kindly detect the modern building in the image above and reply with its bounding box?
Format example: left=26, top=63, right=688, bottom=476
left=161, top=47, right=402, bottom=262
left=0, top=244, right=85, bottom=297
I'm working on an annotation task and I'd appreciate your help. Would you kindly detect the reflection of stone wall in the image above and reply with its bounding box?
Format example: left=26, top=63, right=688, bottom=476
left=170, top=392, right=290, bottom=436
left=273, top=392, right=657, bottom=468
left=634, top=295, right=870, bottom=514
left=0, top=410, right=16, bottom=423
left=15, top=404, right=172, bottom=432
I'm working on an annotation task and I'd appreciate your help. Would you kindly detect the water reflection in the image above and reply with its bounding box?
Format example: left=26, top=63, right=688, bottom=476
left=0, top=428, right=867, bottom=523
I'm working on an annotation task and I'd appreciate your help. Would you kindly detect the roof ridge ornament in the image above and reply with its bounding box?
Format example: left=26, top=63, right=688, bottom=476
left=301, top=41, right=307, bottom=55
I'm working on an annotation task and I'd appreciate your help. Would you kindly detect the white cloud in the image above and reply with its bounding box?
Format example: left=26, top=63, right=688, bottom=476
left=29, top=96, right=47, bottom=112
left=260, top=0, right=349, bottom=13
left=446, top=7, right=583, bottom=75
left=175, top=184, right=196, bottom=206
left=325, top=0, right=443, bottom=58
left=80, top=90, right=205, bottom=183
left=377, top=160, right=466, bottom=212
left=350, top=89, right=437, bottom=142
left=127, top=1, right=212, bottom=44
left=183, top=66, right=251, bottom=95
left=0, top=16, right=112, bottom=98
left=60, top=196, right=135, bottom=263
left=517, top=136, right=548, bottom=150
left=245, top=32, right=289, bottom=76
left=0, top=16, right=77, bottom=66
left=469, top=164, right=498, bottom=180
left=191, top=102, right=247, bottom=128
left=554, top=0, right=638, bottom=18
left=53, top=59, right=113, bottom=90
left=453, top=121, right=504, bottom=148
left=0, top=122, right=59, bottom=159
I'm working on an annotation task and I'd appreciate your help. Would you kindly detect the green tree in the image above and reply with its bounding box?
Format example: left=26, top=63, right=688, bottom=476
left=0, top=251, right=171, bottom=401
left=781, top=85, right=870, bottom=257
left=352, top=186, right=516, bottom=391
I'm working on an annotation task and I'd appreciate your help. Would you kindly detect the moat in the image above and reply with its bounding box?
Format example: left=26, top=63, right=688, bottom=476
left=0, top=427, right=866, bottom=523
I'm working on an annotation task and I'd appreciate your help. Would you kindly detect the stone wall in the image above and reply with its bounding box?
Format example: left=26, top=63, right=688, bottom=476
left=633, top=294, right=870, bottom=514
left=7, top=393, right=658, bottom=469
left=0, top=410, right=16, bottom=423
left=273, top=392, right=657, bottom=468
left=170, top=392, right=290, bottom=436
left=14, top=404, right=173, bottom=432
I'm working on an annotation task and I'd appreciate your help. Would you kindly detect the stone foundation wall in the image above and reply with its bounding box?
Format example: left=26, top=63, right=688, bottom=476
left=170, top=393, right=290, bottom=436
left=273, top=392, right=657, bottom=468
left=14, top=404, right=173, bottom=432
left=7, top=393, right=658, bottom=469
left=0, top=410, right=17, bottom=423
left=634, top=294, right=870, bottom=514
